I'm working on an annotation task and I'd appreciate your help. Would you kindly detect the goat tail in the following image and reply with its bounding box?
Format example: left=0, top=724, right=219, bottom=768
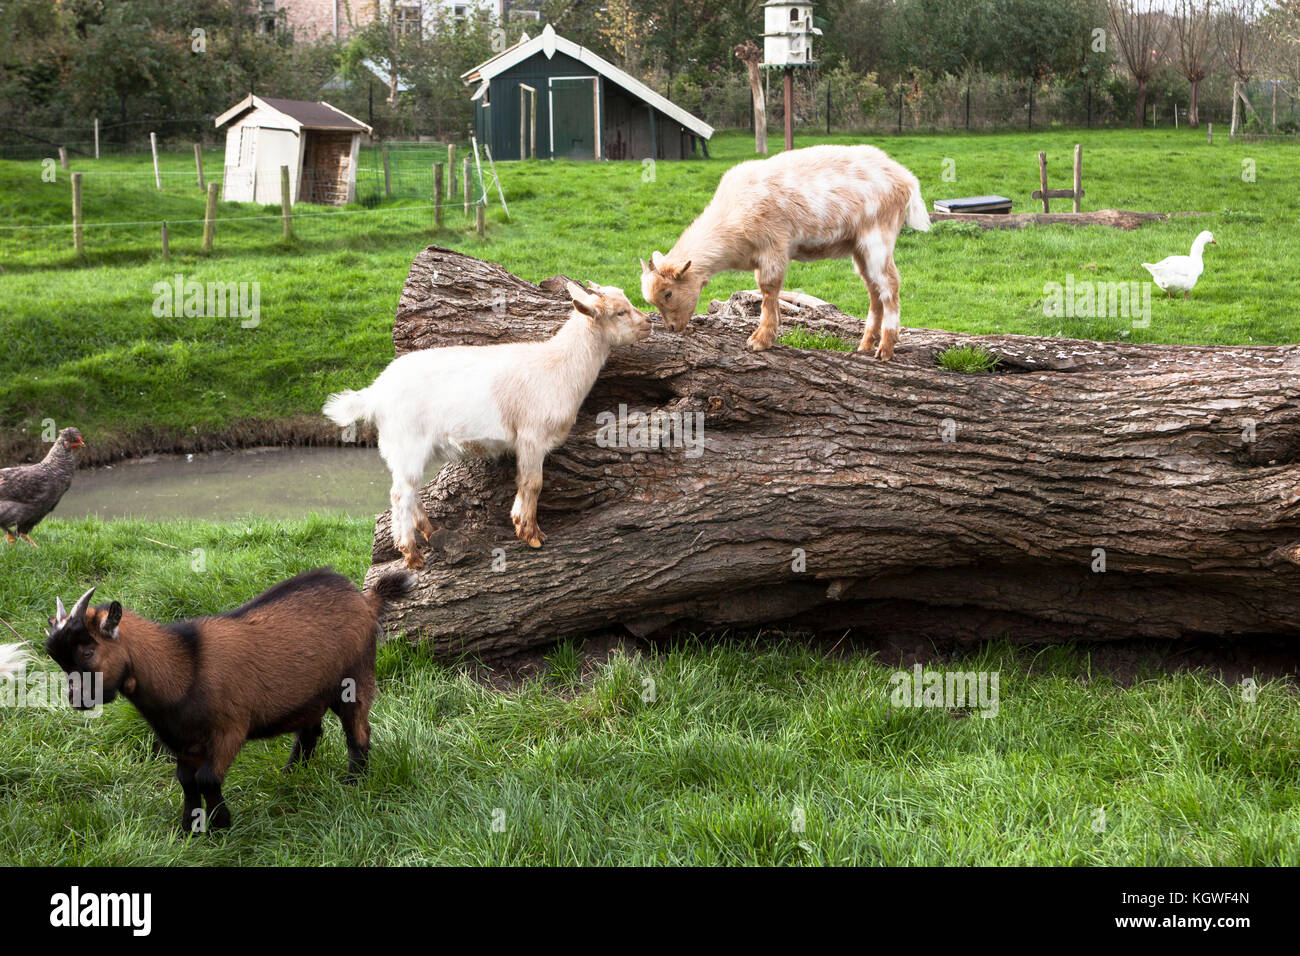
left=366, top=569, right=415, bottom=613
left=322, top=387, right=375, bottom=427
left=905, top=182, right=931, bottom=232
left=0, top=642, right=29, bottom=679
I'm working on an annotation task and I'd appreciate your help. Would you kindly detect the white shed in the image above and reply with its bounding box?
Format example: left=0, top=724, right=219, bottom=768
left=214, top=95, right=373, bottom=206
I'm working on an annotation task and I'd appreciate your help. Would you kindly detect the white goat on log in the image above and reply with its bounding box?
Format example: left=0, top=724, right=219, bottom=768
left=324, top=282, right=651, bottom=569
left=642, top=144, right=929, bottom=359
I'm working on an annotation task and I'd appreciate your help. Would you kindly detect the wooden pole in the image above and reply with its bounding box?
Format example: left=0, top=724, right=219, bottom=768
left=93, top=117, right=100, bottom=159
left=71, top=171, right=83, bottom=256
left=194, top=143, right=205, bottom=190
left=161, top=220, right=169, bottom=261
left=58, top=146, right=68, bottom=170
left=383, top=145, right=392, bottom=198
left=433, top=162, right=444, bottom=229
left=476, top=201, right=485, bottom=240
left=150, top=132, right=161, bottom=189
left=447, top=144, right=456, bottom=195
left=202, top=181, right=218, bottom=253
left=280, top=165, right=292, bottom=239
left=1072, top=144, right=1082, bottom=214
left=1208, top=122, right=1213, bottom=144
left=1038, top=151, right=1049, bottom=213
left=462, top=157, right=470, bottom=215
left=783, top=68, right=794, bottom=151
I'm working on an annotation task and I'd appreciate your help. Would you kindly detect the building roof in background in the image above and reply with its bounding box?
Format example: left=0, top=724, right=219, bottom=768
left=214, top=95, right=373, bottom=134
left=461, top=24, right=714, bottom=140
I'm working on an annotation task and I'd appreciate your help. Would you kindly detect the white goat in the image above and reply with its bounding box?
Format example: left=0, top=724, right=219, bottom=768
left=0, top=642, right=27, bottom=679
left=324, top=282, right=651, bottom=569
left=642, top=143, right=929, bottom=359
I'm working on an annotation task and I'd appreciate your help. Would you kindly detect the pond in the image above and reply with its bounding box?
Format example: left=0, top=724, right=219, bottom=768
left=58, top=446, right=391, bottom=522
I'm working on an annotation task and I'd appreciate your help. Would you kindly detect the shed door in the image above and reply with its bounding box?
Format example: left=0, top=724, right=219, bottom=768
left=549, top=77, right=598, bottom=160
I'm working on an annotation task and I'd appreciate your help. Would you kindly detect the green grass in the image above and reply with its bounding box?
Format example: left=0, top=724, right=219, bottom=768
left=1, top=519, right=1297, bottom=865
left=2, top=128, right=1297, bottom=458
left=936, top=343, right=1000, bottom=373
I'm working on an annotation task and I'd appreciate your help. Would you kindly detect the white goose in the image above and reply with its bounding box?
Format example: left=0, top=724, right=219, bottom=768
left=1143, top=230, right=1215, bottom=298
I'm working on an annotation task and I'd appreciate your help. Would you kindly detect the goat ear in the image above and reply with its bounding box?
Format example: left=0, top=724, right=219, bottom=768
left=102, top=602, right=122, bottom=639
left=566, top=281, right=598, bottom=316
left=55, top=596, right=67, bottom=625
left=674, top=260, right=692, bottom=279
left=640, top=258, right=652, bottom=275
left=651, top=251, right=665, bottom=269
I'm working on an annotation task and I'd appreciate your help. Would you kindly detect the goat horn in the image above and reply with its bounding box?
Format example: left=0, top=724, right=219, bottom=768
left=68, top=587, right=96, bottom=624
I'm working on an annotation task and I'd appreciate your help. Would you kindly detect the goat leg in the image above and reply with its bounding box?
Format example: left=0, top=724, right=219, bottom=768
left=747, top=269, right=783, bottom=352
left=510, top=443, right=548, bottom=548
left=285, top=722, right=323, bottom=772
left=176, top=761, right=204, bottom=836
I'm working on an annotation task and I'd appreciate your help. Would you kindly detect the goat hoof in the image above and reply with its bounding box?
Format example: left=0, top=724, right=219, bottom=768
left=747, top=330, right=775, bottom=351
left=402, top=551, right=425, bottom=570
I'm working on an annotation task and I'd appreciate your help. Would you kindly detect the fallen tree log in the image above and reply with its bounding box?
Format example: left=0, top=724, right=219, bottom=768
left=929, top=209, right=1187, bottom=230
left=365, top=246, right=1300, bottom=658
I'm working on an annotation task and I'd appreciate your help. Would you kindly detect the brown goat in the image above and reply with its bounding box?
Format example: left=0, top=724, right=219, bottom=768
left=44, top=568, right=411, bottom=834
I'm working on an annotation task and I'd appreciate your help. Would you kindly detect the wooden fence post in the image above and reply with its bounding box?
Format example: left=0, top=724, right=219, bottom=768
left=202, top=181, right=218, bottom=253
left=433, top=162, right=444, bottom=230
left=58, top=146, right=68, bottom=170
left=150, top=132, right=161, bottom=189
left=447, top=144, right=456, bottom=196
left=1208, top=122, right=1213, bottom=145
left=463, top=158, right=471, bottom=215
left=476, top=201, right=485, bottom=240
left=1038, top=151, right=1049, bottom=213
left=194, top=143, right=205, bottom=190
left=1072, top=144, right=1082, bottom=214
left=281, top=165, right=292, bottom=239
left=93, top=117, right=99, bottom=159
left=71, top=171, right=83, bottom=255
left=161, top=220, right=169, bottom=260
left=383, top=145, right=392, bottom=198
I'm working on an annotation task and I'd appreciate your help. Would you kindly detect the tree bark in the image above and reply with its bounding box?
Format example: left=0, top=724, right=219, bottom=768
left=367, top=247, right=1300, bottom=658
left=1135, top=77, right=1148, bottom=127
left=1188, top=77, right=1201, bottom=127
left=735, top=41, right=767, bottom=156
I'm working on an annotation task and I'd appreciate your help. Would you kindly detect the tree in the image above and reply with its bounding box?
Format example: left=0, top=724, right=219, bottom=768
left=369, top=248, right=1300, bottom=657
left=1217, top=0, right=1264, bottom=134
left=1172, top=0, right=1214, bottom=127
left=1107, top=0, right=1165, bottom=126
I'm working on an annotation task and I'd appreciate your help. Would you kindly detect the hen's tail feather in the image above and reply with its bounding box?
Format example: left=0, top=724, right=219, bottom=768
left=0, top=643, right=29, bottom=679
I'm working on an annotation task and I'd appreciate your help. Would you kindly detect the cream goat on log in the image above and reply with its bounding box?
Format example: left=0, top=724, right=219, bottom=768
left=642, top=144, right=930, bottom=359
left=324, top=282, right=651, bottom=569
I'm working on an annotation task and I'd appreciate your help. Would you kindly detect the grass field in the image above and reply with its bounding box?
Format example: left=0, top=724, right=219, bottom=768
left=1, top=128, right=1296, bottom=460
left=2, top=128, right=1299, bottom=865
left=1, top=520, right=1297, bottom=865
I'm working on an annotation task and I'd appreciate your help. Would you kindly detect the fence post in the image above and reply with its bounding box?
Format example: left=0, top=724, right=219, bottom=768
left=150, top=132, right=161, bottom=189
left=383, top=145, right=392, bottom=198
left=433, top=162, right=444, bottom=230
left=897, top=85, right=903, bottom=134
left=447, top=144, right=456, bottom=196
left=161, top=220, right=169, bottom=261
left=1207, top=122, right=1213, bottom=145
left=1038, top=151, right=1049, bottom=213
left=281, top=165, right=292, bottom=239
left=93, top=117, right=100, bottom=159
left=476, top=201, right=485, bottom=240
left=71, top=171, right=83, bottom=256
left=58, top=146, right=68, bottom=170
left=194, top=143, right=205, bottom=190
left=463, top=157, right=470, bottom=215
left=202, top=181, right=218, bottom=253
left=1072, top=144, right=1082, bottom=214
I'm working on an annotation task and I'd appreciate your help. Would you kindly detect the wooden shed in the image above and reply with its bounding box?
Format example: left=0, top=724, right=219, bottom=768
left=462, top=24, right=714, bottom=161
left=214, top=95, right=373, bottom=205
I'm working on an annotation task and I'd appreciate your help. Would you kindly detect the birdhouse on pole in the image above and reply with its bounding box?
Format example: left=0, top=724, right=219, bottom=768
left=761, top=0, right=822, bottom=68
left=760, top=1, right=822, bottom=151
